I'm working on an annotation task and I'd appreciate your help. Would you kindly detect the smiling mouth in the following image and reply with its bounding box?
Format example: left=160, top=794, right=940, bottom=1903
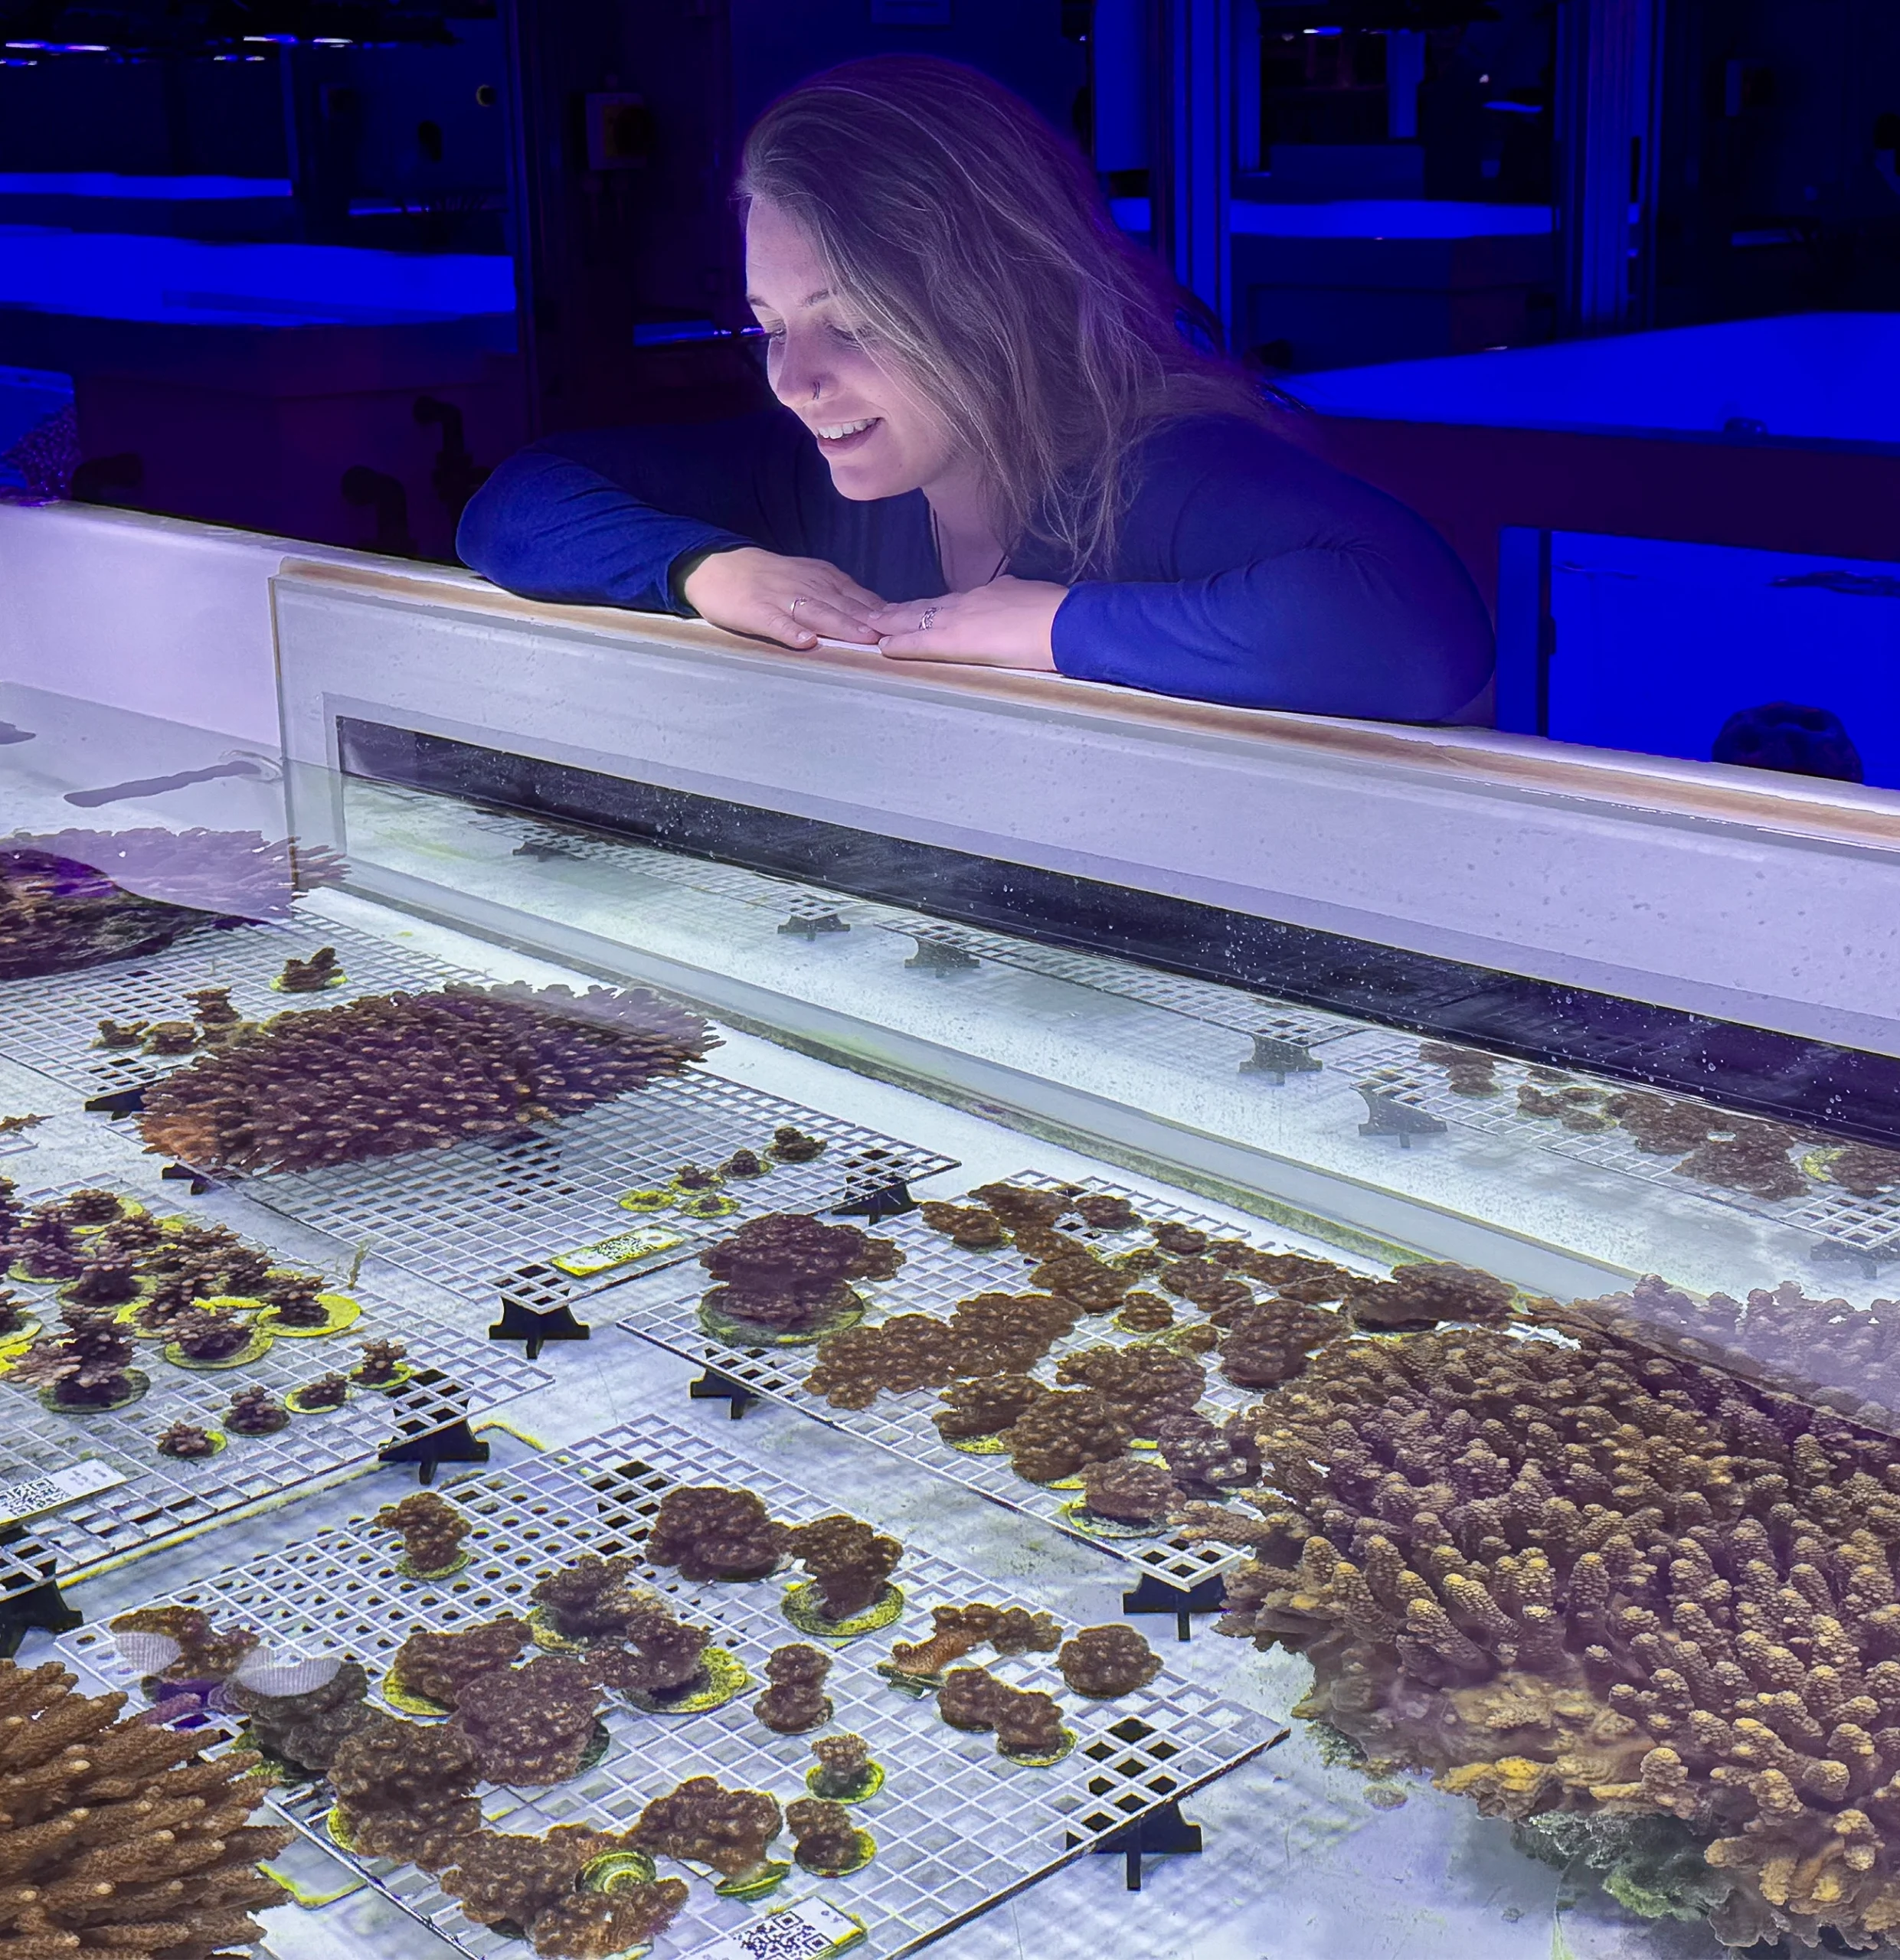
left=813, top=416, right=880, bottom=449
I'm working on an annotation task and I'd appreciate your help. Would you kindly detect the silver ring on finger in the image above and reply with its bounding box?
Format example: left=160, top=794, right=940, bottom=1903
left=918, top=606, right=938, bottom=631
left=789, top=596, right=806, bottom=618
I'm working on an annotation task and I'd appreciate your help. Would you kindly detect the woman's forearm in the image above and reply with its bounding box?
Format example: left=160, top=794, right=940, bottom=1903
left=1051, top=549, right=1495, bottom=724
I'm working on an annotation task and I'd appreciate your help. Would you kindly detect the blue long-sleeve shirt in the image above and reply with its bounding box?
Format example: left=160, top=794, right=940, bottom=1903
left=456, top=407, right=1494, bottom=723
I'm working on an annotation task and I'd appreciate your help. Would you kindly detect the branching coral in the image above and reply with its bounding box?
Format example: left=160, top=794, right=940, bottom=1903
left=262, top=1273, right=332, bottom=1327
left=890, top=1604, right=1061, bottom=1677
left=787, top=1798, right=864, bottom=1874
left=583, top=1598, right=711, bottom=1698
left=0, top=826, right=342, bottom=979
left=789, top=1514, right=902, bottom=1620
left=1081, top=1457, right=1182, bottom=1527
left=970, top=1183, right=1071, bottom=1230
left=699, top=1213, right=902, bottom=1336
left=806, top=1315, right=963, bottom=1407
left=1219, top=1301, right=1342, bottom=1390
left=811, top=1732, right=876, bottom=1799
left=646, top=1485, right=790, bottom=1580
left=633, top=1776, right=783, bottom=1879
left=934, top=1373, right=1047, bottom=1442
left=110, top=1606, right=259, bottom=1684
left=1030, top=1251, right=1134, bottom=1315
left=1059, top=1625, right=1161, bottom=1697
left=449, top=1656, right=605, bottom=1785
left=917, top=1201, right=1009, bottom=1249
left=946, top=1292, right=1078, bottom=1372
left=1074, top=1192, right=1142, bottom=1231
left=167, top=1305, right=253, bottom=1362
left=156, top=1420, right=217, bottom=1459
left=64, top=1253, right=140, bottom=1308
left=1055, top=1344, right=1204, bottom=1428
left=374, top=1491, right=469, bottom=1575
left=1208, top=1316, right=1900, bottom=1949
left=440, top=1827, right=688, bottom=1958
left=1006, top=1388, right=1131, bottom=1484
left=1152, top=1411, right=1261, bottom=1494
left=330, top=1712, right=482, bottom=1867
left=753, top=1645, right=832, bottom=1733
left=1155, top=1258, right=1254, bottom=1315
left=0, top=1658, right=293, bottom=1957
left=531, top=1554, right=649, bottom=1639
left=1346, top=1262, right=1516, bottom=1331
left=13, top=1300, right=139, bottom=1406
left=390, top=1618, right=531, bottom=1708
left=227, top=1384, right=289, bottom=1434
left=138, top=982, right=718, bottom=1174
left=936, top=1671, right=1064, bottom=1759
left=228, top=1658, right=375, bottom=1775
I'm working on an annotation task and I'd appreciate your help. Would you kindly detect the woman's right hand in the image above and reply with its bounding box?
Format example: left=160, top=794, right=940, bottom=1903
left=679, top=546, right=884, bottom=649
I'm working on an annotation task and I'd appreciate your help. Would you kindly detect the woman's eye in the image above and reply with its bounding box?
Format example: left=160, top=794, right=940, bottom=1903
left=829, top=324, right=868, bottom=348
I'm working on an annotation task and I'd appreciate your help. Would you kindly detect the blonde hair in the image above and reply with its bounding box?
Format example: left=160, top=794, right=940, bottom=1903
left=739, top=56, right=1264, bottom=577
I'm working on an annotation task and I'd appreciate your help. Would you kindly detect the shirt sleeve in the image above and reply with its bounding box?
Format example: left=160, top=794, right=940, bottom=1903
left=1048, top=419, right=1495, bottom=724
left=455, top=412, right=821, bottom=614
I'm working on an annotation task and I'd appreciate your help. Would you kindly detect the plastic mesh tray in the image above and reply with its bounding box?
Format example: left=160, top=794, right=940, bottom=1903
left=0, top=1181, right=549, bottom=1587
left=1340, top=1027, right=1900, bottom=1266
left=0, top=912, right=467, bottom=1099
left=217, top=1076, right=959, bottom=1315
left=57, top=1413, right=1275, bottom=1960
left=620, top=1174, right=1378, bottom=1593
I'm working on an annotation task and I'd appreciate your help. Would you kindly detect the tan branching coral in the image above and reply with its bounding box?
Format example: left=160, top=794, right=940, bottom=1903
left=138, top=982, right=717, bottom=1174
left=0, top=1658, right=293, bottom=1958
left=530, top=1555, right=649, bottom=1639
left=1209, top=1317, right=1900, bottom=1948
left=645, top=1485, right=790, bottom=1580
left=583, top=1596, right=711, bottom=1698
left=890, top=1604, right=1061, bottom=1676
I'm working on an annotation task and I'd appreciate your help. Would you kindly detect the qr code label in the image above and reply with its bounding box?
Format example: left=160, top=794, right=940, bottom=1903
left=0, top=1459, right=123, bottom=1524
left=682, top=1900, right=862, bottom=1960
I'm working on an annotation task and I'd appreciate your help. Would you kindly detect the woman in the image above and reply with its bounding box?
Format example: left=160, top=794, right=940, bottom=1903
left=459, top=57, right=1493, bottom=723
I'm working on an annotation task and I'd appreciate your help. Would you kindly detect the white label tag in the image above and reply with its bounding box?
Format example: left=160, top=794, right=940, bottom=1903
left=680, top=1899, right=863, bottom=1960
left=0, top=1459, right=125, bottom=1525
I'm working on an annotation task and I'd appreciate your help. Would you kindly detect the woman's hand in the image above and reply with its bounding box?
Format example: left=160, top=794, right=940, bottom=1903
left=680, top=546, right=885, bottom=649
left=868, top=577, right=1065, bottom=671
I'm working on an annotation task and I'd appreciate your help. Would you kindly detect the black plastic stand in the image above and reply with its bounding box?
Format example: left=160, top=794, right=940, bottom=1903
left=904, top=936, right=979, bottom=975
left=1121, top=1572, right=1226, bottom=1642
left=690, top=1368, right=760, bottom=1419
left=0, top=1528, right=80, bottom=1657
left=778, top=910, right=849, bottom=939
left=488, top=1295, right=591, bottom=1361
left=1356, top=1085, right=1447, bottom=1147
left=832, top=1180, right=917, bottom=1224
left=160, top=1161, right=213, bottom=1194
left=1238, top=1034, right=1322, bottom=1083
left=1072, top=1801, right=1202, bottom=1891
left=84, top=1085, right=146, bottom=1118
left=378, top=1374, right=490, bottom=1485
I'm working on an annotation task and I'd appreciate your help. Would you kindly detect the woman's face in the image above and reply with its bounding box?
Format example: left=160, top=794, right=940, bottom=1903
left=745, top=197, right=957, bottom=503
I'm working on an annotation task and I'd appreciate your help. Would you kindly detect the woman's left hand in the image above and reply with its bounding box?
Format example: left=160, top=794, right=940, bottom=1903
left=868, top=577, right=1065, bottom=671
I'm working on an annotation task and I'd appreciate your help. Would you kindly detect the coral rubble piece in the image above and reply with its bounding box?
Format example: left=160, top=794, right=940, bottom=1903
left=646, top=1485, right=790, bottom=1580
left=1058, top=1625, right=1161, bottom=1697
left=374, top=1491, right=470, bottom=1575
left=138, top=982, right=718, bottom=1174
left=0, top=1656, right=293, bottom=1956
left=753, top=1644, right=833, bottom=1733
left=699, top=1212, right=902, bottom=1336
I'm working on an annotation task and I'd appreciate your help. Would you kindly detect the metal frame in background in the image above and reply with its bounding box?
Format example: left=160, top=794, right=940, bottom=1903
left=57, top=1413, right=1277, bottom=1960
left=620, top=1173, right=1384, bottom=1597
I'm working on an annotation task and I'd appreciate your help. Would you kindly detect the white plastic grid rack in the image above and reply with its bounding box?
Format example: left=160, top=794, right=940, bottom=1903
left=57, top=1413, right=1278, bottom=1960
left=0, top=1183, right=550, bottom=1585
left=619, top=1174, right=1381, bottom=1594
